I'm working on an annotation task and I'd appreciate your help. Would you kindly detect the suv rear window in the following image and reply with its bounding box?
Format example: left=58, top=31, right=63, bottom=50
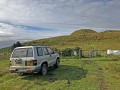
left=12, top=48, right=33, bottom=58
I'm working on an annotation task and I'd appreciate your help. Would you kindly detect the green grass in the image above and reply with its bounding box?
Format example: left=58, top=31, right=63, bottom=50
left=0, top=56, right=120, bottom=90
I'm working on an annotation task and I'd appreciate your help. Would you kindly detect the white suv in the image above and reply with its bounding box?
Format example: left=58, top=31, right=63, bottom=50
left=9, top=46, right=60, bottom=75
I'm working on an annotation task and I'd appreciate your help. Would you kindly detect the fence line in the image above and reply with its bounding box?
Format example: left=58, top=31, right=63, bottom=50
left=59, top=49, right=106, bottom=59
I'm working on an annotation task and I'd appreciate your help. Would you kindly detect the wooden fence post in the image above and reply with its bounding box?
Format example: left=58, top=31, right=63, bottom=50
left=79, top=49, right=82, bottom=59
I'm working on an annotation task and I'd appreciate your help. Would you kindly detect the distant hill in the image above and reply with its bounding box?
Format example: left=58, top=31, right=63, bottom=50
left=23, top=29, right=120, bottom=50
left=101, top=30, right=120, bottom=33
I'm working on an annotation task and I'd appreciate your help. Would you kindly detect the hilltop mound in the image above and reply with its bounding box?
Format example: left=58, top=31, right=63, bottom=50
left=70, top=29, right=97, bottom=36
left=69, top=29, right=98, bottom=40
left=99, top=30, right=120, bottom=39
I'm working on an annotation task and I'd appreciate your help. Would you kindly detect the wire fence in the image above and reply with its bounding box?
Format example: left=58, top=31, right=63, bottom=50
left=59, top=50, right=106, bottom=59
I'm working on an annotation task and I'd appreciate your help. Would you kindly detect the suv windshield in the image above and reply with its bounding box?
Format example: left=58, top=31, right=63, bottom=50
left=12, top=48, right=33, bottom=58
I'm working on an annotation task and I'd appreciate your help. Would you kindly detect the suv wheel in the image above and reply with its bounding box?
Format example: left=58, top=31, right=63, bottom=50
left=41, top=64, right=48, bottom=76
left=54, top=58, right=60, bottom=68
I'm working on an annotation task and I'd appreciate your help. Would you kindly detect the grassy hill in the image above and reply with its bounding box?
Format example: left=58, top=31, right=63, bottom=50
left=23, top=29, right=120, bottom=50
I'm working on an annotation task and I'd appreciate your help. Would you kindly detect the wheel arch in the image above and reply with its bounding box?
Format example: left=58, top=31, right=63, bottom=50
left=41, top=61, right=48, bottom=66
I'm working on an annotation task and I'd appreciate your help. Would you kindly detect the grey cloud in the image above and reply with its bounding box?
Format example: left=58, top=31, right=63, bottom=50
left=0, top=0, right=120, bottom=29
left=0, top=1, right=119, bottom=29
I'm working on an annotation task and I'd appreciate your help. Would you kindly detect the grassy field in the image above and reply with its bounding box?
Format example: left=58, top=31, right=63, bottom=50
left=0, top=56, right=120, bottom=90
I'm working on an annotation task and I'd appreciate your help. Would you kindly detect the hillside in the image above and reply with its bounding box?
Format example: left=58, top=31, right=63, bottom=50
left=23, top=29, right=120, bottom=50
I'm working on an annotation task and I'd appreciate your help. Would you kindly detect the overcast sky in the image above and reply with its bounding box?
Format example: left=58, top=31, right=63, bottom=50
left=0, top=0, right=120, bottom=48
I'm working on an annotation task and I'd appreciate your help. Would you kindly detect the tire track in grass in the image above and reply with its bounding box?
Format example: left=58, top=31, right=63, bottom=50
left=83, top=60, right=109, bottom=90
left=96, top=64, right=108, bottom=90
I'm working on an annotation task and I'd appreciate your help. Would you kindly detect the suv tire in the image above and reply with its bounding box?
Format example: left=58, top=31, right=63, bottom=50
left=41, top=64, right=48, bottom=76
left=54, top=58, right=60, bottom=68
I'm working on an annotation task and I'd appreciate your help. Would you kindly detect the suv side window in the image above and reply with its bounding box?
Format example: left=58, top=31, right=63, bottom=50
left=43, top=47, right=49, bottom=55
left=47, top=47, right=54, bottom=54
left=37, top=47, right=43, bottom=56
left=27, top=48, right=33, bottom=57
